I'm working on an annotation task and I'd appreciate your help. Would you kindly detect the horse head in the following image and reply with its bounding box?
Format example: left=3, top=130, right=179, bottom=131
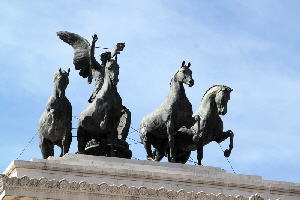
left=53, top=68, right=70, bottom=98
left=174, top=61, right=194, bottom=87
left=215, top=85, right=233, bottom=115
left=105, top=60, right=119, bottom=86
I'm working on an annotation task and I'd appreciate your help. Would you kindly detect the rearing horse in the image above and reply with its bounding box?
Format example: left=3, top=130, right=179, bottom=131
left=77, top=59, right=122, bottom=156
left=38, top=68, right=72, bottom=159
left=171, top=85, right=234, bottom=165
left=140, top=61, right=200, bottom=163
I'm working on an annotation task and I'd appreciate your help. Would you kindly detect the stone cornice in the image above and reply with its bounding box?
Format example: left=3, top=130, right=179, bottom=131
left=0, top=174, right=264, bottom=200
left=4, top=158, right=300, bottom=197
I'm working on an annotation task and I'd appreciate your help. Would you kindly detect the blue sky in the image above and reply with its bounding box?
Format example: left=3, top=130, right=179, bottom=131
left=1, top=1, right=300, bottom=184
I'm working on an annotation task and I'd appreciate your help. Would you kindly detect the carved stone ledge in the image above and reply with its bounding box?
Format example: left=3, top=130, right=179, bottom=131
left=3, top=155, right=300, bottom=199
left=0, top=175, right=264, bottom=200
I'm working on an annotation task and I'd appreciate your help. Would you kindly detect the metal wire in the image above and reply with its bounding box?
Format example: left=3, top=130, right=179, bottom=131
left=16, top=132, right=38, bottom=160
left=127, top=135, right=143, bottom=144
left=187, top=156, right=198, bottom=165
left=218, top=143, right=236, bottom=174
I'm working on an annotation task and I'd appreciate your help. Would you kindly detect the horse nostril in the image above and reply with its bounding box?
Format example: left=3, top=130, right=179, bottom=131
left=219, top=111, right=226, bottom=115
left=189, top=79, right=194, bottom=87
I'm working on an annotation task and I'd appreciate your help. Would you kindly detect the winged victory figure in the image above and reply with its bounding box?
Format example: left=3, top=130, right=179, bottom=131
left=57, top=31, right=131, bottom=145
left=57, top=31, right=113, bottom=102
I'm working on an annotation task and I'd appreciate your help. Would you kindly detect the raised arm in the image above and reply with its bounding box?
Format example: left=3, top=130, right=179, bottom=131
left=90, top=34, right=100, bottom=69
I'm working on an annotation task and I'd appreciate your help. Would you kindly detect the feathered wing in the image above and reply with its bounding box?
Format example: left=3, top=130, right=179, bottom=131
left=57, top=31, right=92, bottom=79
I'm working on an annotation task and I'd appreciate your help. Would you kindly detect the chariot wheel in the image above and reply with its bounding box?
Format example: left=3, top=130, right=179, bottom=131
left=84, top=138, right=132, bottom=159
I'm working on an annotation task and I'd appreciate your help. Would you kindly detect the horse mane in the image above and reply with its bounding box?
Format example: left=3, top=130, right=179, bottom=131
left=169, top=67, right=180, bottom=86
left=169, top=64, right=188, bottom=87
left=53, top=70, right=62, bottom=81
left=201, top=85, right=232, bottom=102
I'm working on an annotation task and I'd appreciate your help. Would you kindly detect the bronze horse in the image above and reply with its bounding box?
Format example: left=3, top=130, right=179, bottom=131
left=38, top=68, right=72, bottom=159
left=77, top=59, right=122, bottom=156
left=140, top=61, right=200, bottom=163
left=169, top=85, right=234, bottom=165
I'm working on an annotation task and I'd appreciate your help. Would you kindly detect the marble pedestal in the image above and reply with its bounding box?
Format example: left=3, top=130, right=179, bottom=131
left=1, top=154, right=299, bottom=199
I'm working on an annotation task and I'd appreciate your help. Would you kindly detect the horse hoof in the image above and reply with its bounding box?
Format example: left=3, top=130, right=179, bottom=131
left=224, top=149, right=231, bottom=157
left=147, top=157, right=154, bottom=161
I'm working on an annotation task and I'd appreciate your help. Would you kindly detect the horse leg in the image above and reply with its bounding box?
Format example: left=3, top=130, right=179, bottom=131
left=77, top=126, right=90, bottom=153
left=110, top=119, right=120, bottom=157
left=191, top=115, right=202, bottom=143
left=224, top=130, right=234, bottom=157
left=167, top=120, right=175, bottom=163
left=144, top=137, right=154, bottom=160
left=39, top=136, right=54, bottom=159
left=62, top=125, right=72, bottom=156
left=140, top=128, right=154, bottom=160
left=166, top=145, right=178, bottom=163
left=196, top=136, right=204, bottom=165
left=215, top=130, right=234, bottom=157
left=110, top=131, right=115, bottom=157
left=154, top=139, right=168, bottom=161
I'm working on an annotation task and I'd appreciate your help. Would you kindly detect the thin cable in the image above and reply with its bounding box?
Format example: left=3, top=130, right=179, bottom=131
left=187, top=156, right=198, bottom=165
left=130, top=126, right=139, bottom=133
left=132, top=156, right=140, bottom=160
left=16, top=132, right=38, bottom=160
left=24, top=117, right=235, bottom=174
left=127, top=136, right=143, bottom=145
left=218, top=143, right=236, bottom=174
left=72, top=115, right=206, bottom=167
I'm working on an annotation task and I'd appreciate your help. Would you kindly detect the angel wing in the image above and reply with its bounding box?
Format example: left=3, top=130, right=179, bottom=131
left=57, top=31, right=93, bottom=79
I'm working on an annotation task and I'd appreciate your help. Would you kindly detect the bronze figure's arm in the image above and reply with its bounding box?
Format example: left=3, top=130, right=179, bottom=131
left=90, top=34, right=100, bottom=69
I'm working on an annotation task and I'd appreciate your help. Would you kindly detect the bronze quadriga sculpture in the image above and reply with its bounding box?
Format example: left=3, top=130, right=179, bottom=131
left=37, top=31, right=234, bottom=165
left=170, top=85, right=234, bottom=165
left=140, top=61, right=200, bottom=163
left=38, top=68, right=72, bottom=159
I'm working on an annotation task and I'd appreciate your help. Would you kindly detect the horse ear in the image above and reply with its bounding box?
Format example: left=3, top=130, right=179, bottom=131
left=59, top=68, right=62, bottom=74
left=182, top=61, right=185, bottom=67
left=68, top=68, right=70, bottom=74
left=187, top=62, right=191, bottom=68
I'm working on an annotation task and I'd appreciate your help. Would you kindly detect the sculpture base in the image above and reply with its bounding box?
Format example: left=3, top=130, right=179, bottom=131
left=1, top=154, right=300, bottom=199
